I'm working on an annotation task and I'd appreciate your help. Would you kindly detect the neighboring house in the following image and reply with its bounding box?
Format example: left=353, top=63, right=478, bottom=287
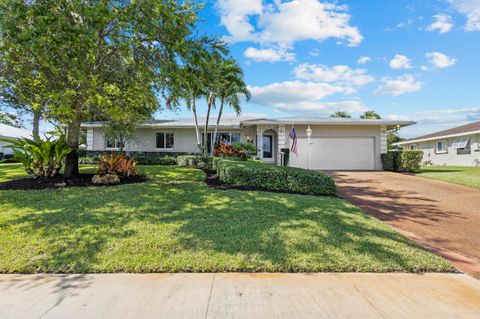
left=0, top=123, right=32, bottom=157
left=394, top=121, right=480, bottom=166
left=81, top=117, right=414, bottom=170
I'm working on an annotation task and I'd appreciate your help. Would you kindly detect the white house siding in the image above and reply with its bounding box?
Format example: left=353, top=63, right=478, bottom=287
left=403, top=133, right=480, bottom=166
left=284, top=124, right=383, bottom=170
left=90, top=127, right=244, bottom=153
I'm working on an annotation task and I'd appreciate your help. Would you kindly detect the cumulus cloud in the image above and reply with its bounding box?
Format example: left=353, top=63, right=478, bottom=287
left=374, top=75, right=423, bottom=96
left=244, top=47, right=295, bottom=62
left=389, top=54, right=413, bottom=69
left=425, top=52, right=457, bottom=68
left=427, top=14, right=454, bottom=34
left=357, top=56, right=371, bottom=65
left=293, top=64, right=374, bottom=87
left=247, top=81, right=367, bottom=113
left=448, top=0, right=480, bottom=31
left=217, top=0, right=363, bottom=49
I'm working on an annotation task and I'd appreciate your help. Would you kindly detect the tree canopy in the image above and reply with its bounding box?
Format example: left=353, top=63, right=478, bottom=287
left=360, top=110, right=381, bottom=119
left=0, top=0, right=202, bottom=177
left=330, top=111, right=351, bottom=118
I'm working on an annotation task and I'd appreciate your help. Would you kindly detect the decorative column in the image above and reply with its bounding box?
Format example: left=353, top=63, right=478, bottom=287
left=256, top=125, right=263, bottom=159
left=277, top=125, right=286, bottom=165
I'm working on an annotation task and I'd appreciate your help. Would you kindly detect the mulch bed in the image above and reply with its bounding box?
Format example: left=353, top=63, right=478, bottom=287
left=0, top=174, right=148, bottom=190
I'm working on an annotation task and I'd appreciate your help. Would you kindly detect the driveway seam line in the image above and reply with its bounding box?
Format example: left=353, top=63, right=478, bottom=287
left=204, top=273, right=215, bottom=319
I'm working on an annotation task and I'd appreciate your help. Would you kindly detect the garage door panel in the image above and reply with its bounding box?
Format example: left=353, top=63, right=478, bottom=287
left=289, top=137, right=375, bottom=170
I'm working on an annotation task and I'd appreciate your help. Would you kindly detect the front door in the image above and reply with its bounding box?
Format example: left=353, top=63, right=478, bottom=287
left=263, top=135, right=273, bottom=159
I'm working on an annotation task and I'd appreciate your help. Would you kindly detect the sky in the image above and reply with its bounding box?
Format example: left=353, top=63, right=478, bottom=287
left=21, top=0, right=480, bottom=137
left=160, top=0, right=480, bottom=138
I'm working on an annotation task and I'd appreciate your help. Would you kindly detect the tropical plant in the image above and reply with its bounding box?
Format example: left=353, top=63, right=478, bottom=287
left=2, top=135, right=71, bottom=179
left=213, top=143, right=247, bottom=160
left=360, top=110, right=381, bottom=119
left=330, top=111, right=351, bottom=118
left=97, top=152, right=138, bottom=177
left=212, top=59, right=250, bottom=149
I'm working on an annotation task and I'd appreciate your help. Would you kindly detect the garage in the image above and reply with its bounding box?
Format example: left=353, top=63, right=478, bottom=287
left=289, top=137, right=376, bottom=170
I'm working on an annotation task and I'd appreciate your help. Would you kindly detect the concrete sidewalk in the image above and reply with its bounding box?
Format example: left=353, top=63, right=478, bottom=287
left=1, top=273, right=480, bottom=319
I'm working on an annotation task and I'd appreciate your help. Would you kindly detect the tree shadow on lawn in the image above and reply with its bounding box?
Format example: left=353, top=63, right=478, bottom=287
left=0, top=169, right=451, bottom=273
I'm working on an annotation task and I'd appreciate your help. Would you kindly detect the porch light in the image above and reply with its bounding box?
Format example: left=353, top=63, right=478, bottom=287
left=306, top=126, right=312, bottom=138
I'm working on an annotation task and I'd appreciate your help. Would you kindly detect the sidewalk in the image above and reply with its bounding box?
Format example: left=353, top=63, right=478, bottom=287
left=1, top=273, right=480, bottom=318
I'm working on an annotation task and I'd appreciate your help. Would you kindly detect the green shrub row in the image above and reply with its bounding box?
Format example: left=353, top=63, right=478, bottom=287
left=215, top=159, right=336, bottom=195
left=177, top=155, right=216, bottom=170
left=381, top=150, right=423, bottom=173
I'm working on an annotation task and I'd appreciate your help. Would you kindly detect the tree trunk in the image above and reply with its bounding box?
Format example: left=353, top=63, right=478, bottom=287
left=191, top=98, right=202, bottom=152
left=212, top=97, right=224, bottom=152
left=32, top=108, right=41, bottom=138
left=203, top=93, right=214, bottom=155
left=64, top=114, right=82, bottom=178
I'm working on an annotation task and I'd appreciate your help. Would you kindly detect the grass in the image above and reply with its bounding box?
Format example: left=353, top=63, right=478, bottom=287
left=417, top=166, right=480, bottom=189
left=0, top=164, right=452, bottom=273
left=0, top=163, right=27, bottom=182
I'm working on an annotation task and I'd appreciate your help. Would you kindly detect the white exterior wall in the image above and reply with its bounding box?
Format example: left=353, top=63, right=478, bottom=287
left=0, top=140, right=13, bottom=155
left=284, top=124, right=383, bottom=170
left=402, top=133, right=480, bottom=166
left=91, top=127, right=244, bottom=153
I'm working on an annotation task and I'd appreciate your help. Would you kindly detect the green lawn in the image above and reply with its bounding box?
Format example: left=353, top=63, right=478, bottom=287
left=0, top=164, right=452, bottom=273
left=417, top=166, right=480, bottom=189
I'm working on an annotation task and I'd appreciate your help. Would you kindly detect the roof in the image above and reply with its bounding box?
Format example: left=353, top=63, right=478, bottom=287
left=0, top=123, right=32, bottom=140
left=82, top=116, right=414, bottom=129
left=394, top=120, right=480, bottom=145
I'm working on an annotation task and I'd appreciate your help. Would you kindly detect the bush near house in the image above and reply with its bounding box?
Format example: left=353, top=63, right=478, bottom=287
left=177, top=155, right=216, bottom=170
left=382, top=150, right=423, bottom=173
left=215, top=159, right=336, bottom=195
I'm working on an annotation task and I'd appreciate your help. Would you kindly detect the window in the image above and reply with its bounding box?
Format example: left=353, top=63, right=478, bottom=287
left=409, top=144, right=417, bottom=150
left=453, top=137, right=471, bottom=155
left=156, top=132, right=174, bottom=149
left=105, top=137, right=124, bottom=150
left=435, top=141, right=447, bottom=154
left=231, top=133, right=241, bottom=143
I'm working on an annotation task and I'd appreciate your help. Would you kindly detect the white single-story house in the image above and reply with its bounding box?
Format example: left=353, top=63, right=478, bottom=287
left=0, top=123, right=32, bottom=157
left=394, top=120, right=480, bottom=166
left=82, top=117, right=414, bottom=170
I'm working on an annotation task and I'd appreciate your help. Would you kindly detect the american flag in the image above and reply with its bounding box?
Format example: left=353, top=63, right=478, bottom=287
left=289, top=128, right=298, bottom=156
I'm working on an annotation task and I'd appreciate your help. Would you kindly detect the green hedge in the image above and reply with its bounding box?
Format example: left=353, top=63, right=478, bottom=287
left=381, top=150, right=423, bottom=173
left=215, top=159, right=336, bottom=195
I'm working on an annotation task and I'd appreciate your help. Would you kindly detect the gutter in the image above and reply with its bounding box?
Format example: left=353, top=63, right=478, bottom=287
left=394, top=129, right=480, bottom=146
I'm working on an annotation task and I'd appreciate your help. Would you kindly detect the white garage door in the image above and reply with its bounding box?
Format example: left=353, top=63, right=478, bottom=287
left=289, top=137, right=375, bottom=170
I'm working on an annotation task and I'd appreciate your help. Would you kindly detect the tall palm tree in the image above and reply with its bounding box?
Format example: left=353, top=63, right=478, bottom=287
left=212, top=59, right=250, bottom=149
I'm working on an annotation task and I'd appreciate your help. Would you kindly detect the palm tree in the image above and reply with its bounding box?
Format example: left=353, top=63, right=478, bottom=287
left=212, top=59, right=250, bottom=149
left=360, top=110, right=381, bottom=119
left=330, top=111, right=351, bottom=118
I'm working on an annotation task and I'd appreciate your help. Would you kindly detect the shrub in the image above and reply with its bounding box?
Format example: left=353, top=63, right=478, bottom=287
left=213, top=143, right=247, bottom=159
left=1, top=135, right=72, bottom=179
left=381, top=150, right=423, bottom=173
left=231, top=142, right=257, bottom=156
left=130, top=153, right=177, bottom=165
left=97, top=152, right=138, bottom=177
left=177, top=155, right=215, bottom=170
left=398, top=150, right=423, bottom=172
left=0, top=157, right=21, bottom=164
left=215, top=159, right=336, bottom=195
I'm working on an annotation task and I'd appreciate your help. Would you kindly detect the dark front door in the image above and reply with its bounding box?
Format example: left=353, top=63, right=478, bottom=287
left=263, top=135, right=273, bottom=158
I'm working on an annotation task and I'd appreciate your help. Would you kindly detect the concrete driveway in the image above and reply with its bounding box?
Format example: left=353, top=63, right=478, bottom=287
left=1, top=273, right=480, bottom=319
left=330, top=171, right=480, bottom=278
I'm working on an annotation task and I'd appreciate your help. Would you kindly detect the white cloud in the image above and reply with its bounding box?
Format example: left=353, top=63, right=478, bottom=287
left=309, top=48, right=320, bottom=56
left=427, top=14, right=453, bottom=34
left=420, top=65, right=429, bottom=71
left=357, top=56, right=371, bottom=65
left=247, top=81, right=368, bottom=113
left=425, top=52, right=457, bottom=68
left=389, top=54, right=413, bottom=69
left=293, top=64, right=374, bottom=86
left=374, top=75, right=423, bottom=96
left=449, top=0, right=480, bottom=31
left=385, top=18, right=415, bottom=31
left=384, top=107, right=480, bottom=137
left=217, top=0, right=362, bottom=47
left=244, top=47, right=295, bottom=62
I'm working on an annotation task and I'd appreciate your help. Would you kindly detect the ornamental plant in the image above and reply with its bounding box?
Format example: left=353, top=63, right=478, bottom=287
left=2, top=135, right=72, bottom=179
left=97, top=152, right=138, bottom=177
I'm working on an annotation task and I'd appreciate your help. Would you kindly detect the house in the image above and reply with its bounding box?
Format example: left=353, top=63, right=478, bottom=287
left=82, top=117, right=414, bottom=170
left=394, top=121, right=480, bottom=166
left=0, top=123, right=32, bottom=157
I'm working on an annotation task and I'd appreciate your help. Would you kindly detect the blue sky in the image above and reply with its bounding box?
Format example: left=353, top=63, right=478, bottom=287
left=159, top=0, right=480, bottom=137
